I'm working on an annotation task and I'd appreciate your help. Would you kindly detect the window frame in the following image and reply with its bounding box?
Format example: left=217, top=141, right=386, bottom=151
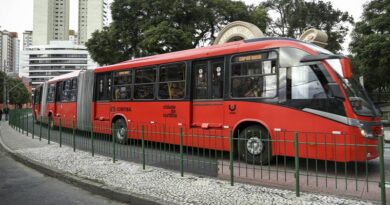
left=56, top=78, right=78, bottom=102
left=157, top=62, right=187, bottom=100
left=229, top=50, right=279, bottom=99
left=46, top=83, right=56, bottom=103
left=33, top=87, right=42, bottom=105
left=288, top=64, right=328, bottom=100
left=112, top=69, right=133, bottom=101
left=133, top=66, right=157, bottom=101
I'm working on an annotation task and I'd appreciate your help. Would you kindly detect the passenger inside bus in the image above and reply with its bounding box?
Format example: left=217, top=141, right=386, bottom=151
left=170, top=83, right=184, bottom=99
left=231, top=77, right=265, bottom=98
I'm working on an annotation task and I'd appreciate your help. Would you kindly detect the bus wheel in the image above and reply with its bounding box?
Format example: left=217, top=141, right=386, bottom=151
left=113, top=118, right=127, bottom=144
left=238, top=125, right=272, bottom=165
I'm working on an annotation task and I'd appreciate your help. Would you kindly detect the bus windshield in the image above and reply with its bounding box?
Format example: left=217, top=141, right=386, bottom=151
left=341, top=77, right=380, bottom=117
left=325, top=59, right=379, bottom=117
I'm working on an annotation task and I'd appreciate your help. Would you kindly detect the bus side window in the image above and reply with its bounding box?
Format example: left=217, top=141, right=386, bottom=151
left=134, top=67, right=156, bottom=100
left=47, top=84, right=56, bottom=102
left=230, top=52, right=277, bottom=98
left=289, top=65, right=327, bottom=99
left=194, top=63, right=208, bottom=99
left=70, top=78, right=78, bottom=101
left=211, top=62, right=223, bottom=99
left=158, top=63, right=186, bottom=100
left=56, top=81, right=62, bottom=102
left=113, top=70, right=132, bottom=100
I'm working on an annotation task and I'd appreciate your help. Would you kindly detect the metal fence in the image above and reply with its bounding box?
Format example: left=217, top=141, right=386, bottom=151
left=7, top=109, right=388, bottom=204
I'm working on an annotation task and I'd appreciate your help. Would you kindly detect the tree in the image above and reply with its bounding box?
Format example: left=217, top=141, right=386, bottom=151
left=349, top=0, right=390, bottom=93
left=7, top=78, right=31, bottom=107
left=0, top=71, right=31, bottom=107
left=86, top=0, right=268, bottom=65
left=262, top=0, right=353, bottom=53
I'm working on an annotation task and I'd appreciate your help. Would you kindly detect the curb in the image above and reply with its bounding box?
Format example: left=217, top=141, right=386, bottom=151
left=0, top=122, right=167, bottom=205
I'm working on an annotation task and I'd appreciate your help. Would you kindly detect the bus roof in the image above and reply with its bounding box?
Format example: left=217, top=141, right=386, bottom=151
left=95, top=37, right=320, bottom=73
left=48, top=70, right=81, bottom=83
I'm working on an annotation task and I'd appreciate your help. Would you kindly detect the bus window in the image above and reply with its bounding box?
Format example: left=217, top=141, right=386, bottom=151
left=34, top=88, right=41, bottom=104
left=64, top=80, right=71, bottom=101
left=69, top=78, right=78, bottom=101
left=113, top=70, right=132, bottom=100
left=56, top=81, right=63, bottom=102
left=194, top=62, right=208, bottom=99
left=230, top=52, right=277, bottom=98
left=289, top=65, right=327, bottom=99
left=134, top=67, right=156, bottom=100
left=211, top=61, right=223, bottom=99
left=158, top=63, right=185, bottom=99
left=47, top=84, right=56, bottom=102
left=96, top=73, right=112, bottom=101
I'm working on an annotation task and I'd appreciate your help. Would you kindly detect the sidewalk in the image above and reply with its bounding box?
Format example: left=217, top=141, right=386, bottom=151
left=0, top=122, right=374, bottom=205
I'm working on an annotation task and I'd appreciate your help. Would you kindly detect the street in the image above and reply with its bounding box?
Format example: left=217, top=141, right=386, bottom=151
left=0, top=146, right=124, bottom=205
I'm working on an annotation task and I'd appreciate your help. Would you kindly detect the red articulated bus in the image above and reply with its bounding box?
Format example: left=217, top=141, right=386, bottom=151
left=33, top=37, right=383, bottom=163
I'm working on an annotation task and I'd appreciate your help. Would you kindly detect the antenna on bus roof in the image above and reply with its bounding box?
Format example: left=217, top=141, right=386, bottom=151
left=298, top=28, right=328, bottom=47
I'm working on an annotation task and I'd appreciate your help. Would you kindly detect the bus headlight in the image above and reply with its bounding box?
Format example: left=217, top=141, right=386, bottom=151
left=360, top=129, right=367, bottom=137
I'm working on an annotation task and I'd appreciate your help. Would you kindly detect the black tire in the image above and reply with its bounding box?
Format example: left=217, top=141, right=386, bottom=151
left=113, top=118, right=128, bottom=144
left=238, top=125, right=272, bottom=165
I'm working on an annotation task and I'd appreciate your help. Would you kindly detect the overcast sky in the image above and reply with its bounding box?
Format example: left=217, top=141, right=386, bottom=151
left=0, top=0, right=368, bottom=53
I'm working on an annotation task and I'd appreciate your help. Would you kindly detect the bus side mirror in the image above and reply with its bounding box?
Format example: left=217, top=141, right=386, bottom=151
left=340, top=58, right=352, bottom=79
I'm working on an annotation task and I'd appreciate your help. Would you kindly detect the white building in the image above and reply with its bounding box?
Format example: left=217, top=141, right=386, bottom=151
left=22, top=41, right=96, bottom=87
left=69, top=30, right=78, bottom=45
left=0, top=30, right=19, bottom=75
left=33, top=0, right=70, bottom=45
left=12, top=37, right=20, bottom=74
left=23, top=31, right=33, bottom=50
left=78, top=0, right=108, bottom=45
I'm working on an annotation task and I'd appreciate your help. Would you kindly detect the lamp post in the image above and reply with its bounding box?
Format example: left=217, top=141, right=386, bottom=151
left=2, top=60, right=7, bottom=118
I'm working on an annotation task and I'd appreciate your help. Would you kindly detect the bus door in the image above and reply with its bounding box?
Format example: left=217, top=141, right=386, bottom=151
left=191, top=59, right=225, bottom=129
left=94, top=72, right=112, bottom=126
